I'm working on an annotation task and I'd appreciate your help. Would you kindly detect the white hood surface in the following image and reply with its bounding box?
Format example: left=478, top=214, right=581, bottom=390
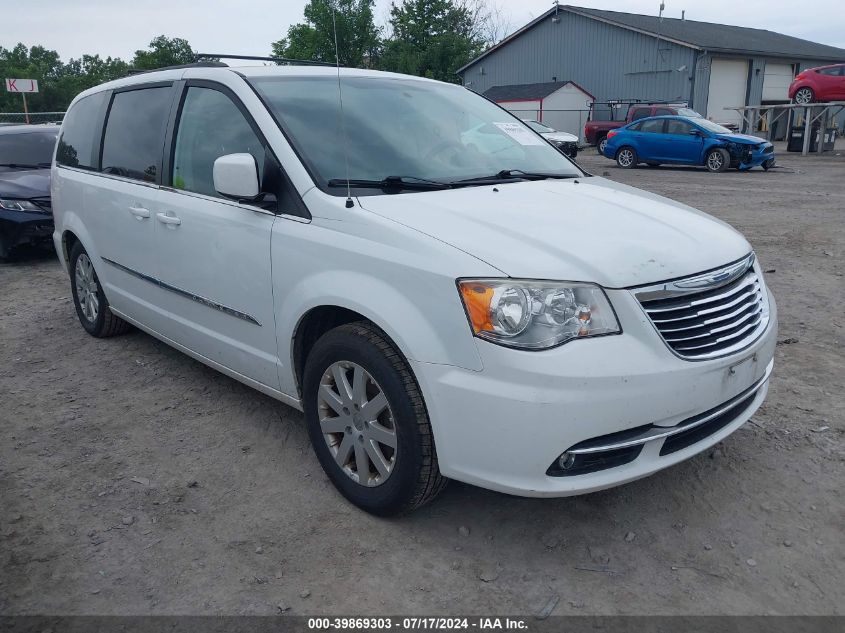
left=358, top=176, right=751, bottom=288
left=542, top=131, right=579, bottom=144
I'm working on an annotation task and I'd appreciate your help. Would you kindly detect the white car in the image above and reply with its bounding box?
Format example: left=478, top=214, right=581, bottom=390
left=51, top=64, right=777, bottom=515
left=522, top=119, right=580, bottom=158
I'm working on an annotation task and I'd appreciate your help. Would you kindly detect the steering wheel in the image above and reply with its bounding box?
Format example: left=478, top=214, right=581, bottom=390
left=424, top=139, right=464, bottom=162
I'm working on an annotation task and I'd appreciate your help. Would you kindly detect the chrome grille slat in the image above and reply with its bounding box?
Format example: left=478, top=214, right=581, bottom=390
left=644, top=276, right=758, bottom=313
left=651, top=285, right=760, bottom=324
left=664, top=306, right=763, bottom=342
left=659, top=297, right=760, bottom=332
left=635, top=259, right=769, bottom=360
left=672, top=316, right=763, bottom=352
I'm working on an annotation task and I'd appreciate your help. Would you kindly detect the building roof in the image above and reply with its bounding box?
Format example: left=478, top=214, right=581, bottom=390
left=458, top=5, right=845, bottom=74
left=483, top=80, right=593, bottom=101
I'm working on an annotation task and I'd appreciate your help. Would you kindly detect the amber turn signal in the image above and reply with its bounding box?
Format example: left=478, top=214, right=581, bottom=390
left=459, top=281, right=494, bottom=333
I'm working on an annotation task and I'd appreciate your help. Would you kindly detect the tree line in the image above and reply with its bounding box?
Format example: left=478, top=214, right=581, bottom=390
left=0, top=0, right=508, bottom=113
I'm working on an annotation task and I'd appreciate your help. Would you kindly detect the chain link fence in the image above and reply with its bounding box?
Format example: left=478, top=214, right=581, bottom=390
left=0, top=112, right=65, bottom=125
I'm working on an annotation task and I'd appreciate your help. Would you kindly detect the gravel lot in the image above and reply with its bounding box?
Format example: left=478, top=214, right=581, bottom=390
left=1, top=143, right=843, bottom=616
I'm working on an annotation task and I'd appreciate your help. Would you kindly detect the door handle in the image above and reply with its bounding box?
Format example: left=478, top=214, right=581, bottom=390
left=128, top=205, right=151, bottom=219
left=156, top=212, right=181, bottom=226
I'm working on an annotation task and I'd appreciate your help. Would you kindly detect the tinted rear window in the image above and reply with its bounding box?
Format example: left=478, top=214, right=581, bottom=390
left=0, top=130, right=58, bottom=166
left=56, top=92, right=107, bottom=169
left=101, top=86, right=172, bottom=183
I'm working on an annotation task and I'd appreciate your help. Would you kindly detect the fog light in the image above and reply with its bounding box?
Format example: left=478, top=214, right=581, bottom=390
left=558, top=452, right=576, bottom=470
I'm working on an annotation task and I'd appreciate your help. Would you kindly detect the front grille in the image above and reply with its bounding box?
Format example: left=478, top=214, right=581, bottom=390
left=636, top=262, right=768, bottom=360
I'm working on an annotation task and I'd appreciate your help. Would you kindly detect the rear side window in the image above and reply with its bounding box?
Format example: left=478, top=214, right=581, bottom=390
left=101, top=87, right=173, bottom=183
left=640, top=119, right=665, bottom=134
left=817, top=67, right=842, bottom=76
left=56, top=92, right=107, bottom=169
left=172, top=87, right=265, bottom=197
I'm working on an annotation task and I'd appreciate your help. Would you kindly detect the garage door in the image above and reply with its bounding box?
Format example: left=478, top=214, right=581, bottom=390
left=762, top=62, right=795, bottom=102
left=707, top=59, right=749, bottom=127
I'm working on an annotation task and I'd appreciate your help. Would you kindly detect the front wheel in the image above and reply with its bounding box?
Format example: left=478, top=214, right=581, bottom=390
left=69, top=241, right=132, bottom=337
left=303, top=322, right=447, bottom=515
left=762, top=158, right=775, bottom=171
left=616, top=146, right=638, bottom=168
left=705, top=148, right=730, bottom=172
left=793, top=87, right=815, bottom=105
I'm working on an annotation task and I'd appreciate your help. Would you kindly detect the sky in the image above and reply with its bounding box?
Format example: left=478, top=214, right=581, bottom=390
left=5, top=0, right=844, bottom=62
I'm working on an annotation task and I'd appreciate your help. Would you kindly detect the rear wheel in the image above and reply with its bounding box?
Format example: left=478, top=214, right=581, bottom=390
left=69, top=241, right=132, bottom=337
left=597, top=136, right=609, bottom=156
left=705, top=148, right=730, bottom=173
left=303, top=321, right=447, bottom=515
left=793, top=87, right=815, bottom=105
left=616, top=146, right=637, bottom=168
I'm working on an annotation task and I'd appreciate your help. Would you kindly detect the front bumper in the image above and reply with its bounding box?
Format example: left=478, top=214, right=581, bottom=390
left=738, top=145, right=775, bottom=170
left=412, top=288, right=777, bottom=497
left=0, top=209, right=54, bottom=252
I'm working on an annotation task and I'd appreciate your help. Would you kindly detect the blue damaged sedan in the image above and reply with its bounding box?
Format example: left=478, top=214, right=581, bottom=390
left=603, top=116, right=775, bottom=172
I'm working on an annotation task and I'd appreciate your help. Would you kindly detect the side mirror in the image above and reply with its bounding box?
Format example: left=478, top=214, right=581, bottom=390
left=689, top=129, right=703, bottom=136
left=213, top=153, right=260, bottom=201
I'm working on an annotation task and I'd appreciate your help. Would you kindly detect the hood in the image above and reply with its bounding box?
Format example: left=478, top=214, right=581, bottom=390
left=0, top=168, right=51, bottom=199
left=542, top=131, right=579, bottom=143
left=716, top=133, right=768, bottom=146
left=357, top=177, right=750, bottom=288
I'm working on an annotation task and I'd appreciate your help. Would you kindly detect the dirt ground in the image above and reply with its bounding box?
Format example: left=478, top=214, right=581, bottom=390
left=1, top=142, right=843, bottom=617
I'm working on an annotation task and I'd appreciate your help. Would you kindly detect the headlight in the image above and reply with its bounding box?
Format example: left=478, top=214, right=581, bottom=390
left=0, top=199, right=42, bottom=212
left=458, top=279, right=621, bottom=350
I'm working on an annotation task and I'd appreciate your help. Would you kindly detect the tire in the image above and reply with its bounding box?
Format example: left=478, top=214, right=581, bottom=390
left=69, top=241, right=132, bottom=337
left=615, top=146, right=638, bottom=168
left=597, top=136, right=608, bottom=156
left=303, top=321, right=447, bottom=515
left=762, top=158, right=775, bottom=171
left=705, top=148, right=730, bottom=173
left=793, top=87, right=815, bottom=105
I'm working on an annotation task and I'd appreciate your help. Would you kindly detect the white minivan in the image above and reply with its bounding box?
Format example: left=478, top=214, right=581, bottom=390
left=52, top=63, right=777, bottom=515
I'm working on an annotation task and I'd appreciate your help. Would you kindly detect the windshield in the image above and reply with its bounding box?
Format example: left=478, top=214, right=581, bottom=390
left=0, top=130, right=59, bottom=167
left=695, top=119, right=734, bottom=134
left=249, top=76, right=581, bottom=193
left=524, top=120, right=555, bottom=134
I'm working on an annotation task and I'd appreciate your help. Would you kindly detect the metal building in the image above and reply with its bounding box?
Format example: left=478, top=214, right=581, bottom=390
left=457, top=5, right=845, bottom=134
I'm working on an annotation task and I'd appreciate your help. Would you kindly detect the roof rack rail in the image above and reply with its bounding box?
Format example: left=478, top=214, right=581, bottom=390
left=126, top=60, right=228, bottom=75
left=195, top=53, right=337, bottom=68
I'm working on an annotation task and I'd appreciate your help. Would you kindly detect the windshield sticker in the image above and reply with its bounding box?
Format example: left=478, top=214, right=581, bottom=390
left=493, top=122, right=545, bottom=146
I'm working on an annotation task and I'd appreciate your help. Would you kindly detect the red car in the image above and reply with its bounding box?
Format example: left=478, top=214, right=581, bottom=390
left=788, top=63, right=845, bottom=104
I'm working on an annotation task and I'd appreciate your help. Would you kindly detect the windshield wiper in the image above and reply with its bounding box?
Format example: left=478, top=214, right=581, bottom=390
left=452, top=169, right=580, bottom=184
left=327, top=176, right=452, bottom=191
left=0, top=162, right=51, bottom=169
